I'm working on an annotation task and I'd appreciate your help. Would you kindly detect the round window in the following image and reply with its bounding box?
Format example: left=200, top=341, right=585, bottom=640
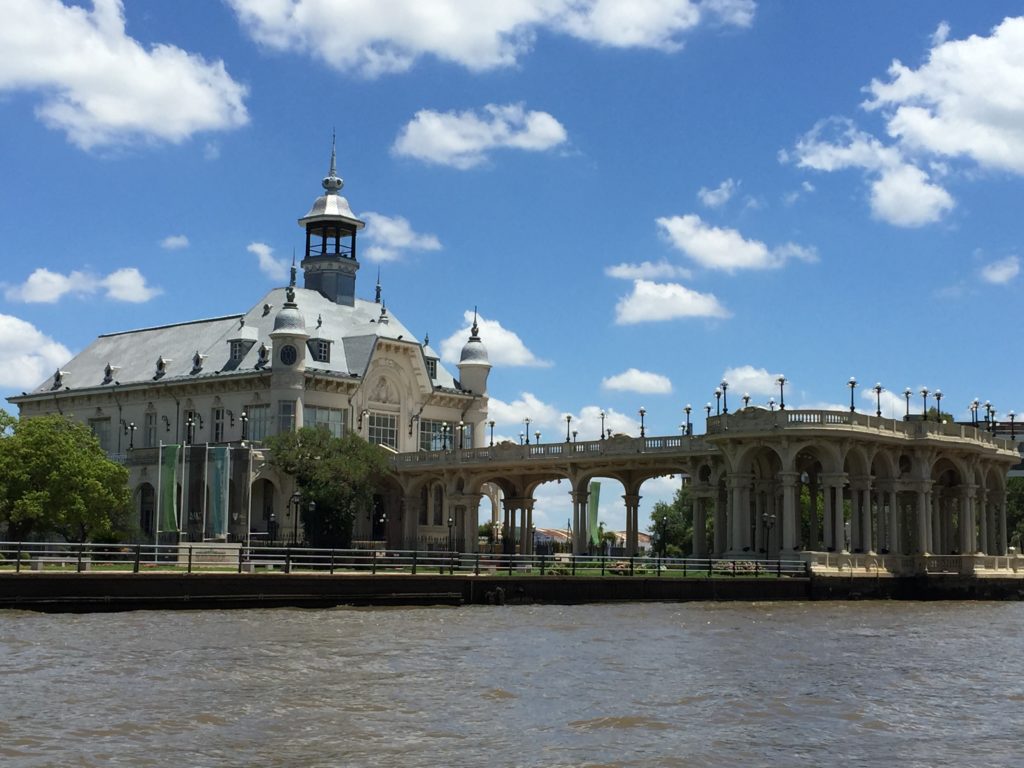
left=279, top=344, right=297, bottom=366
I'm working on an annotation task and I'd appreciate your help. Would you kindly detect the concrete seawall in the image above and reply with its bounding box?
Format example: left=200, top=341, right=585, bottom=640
left=1, top=573, right=1023, bottom=612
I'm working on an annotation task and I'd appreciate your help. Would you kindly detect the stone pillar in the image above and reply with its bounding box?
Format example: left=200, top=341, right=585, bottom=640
left=978, top=485, right=989, bottom=555
left=713, top=493, right=726, bottom=556
left=728, top=475, right=751, bottom=555
left=915, top=485, right=930, bottom=555
left=692, top=496, right=708, bottom=557
left=998, top=492, right=1009, bottom=556
left=778, top=472, right=799, bottom=554
left=960, top=485, right=976, bottom=554
left=523, top=500, right=534, bottom=555
left=571, top=490, right=588, bottom=554
left=808, top=476, right=819, bottom=550
left=623, top=493, right=642, bottom=556
left=887, top=489, right=900, bottom=555
left=402, top=494, right=419, bottom=549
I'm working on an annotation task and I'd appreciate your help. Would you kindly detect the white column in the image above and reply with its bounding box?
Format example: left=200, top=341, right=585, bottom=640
left=779, top=472, right=799, bottom=554
left=692, top=496, right=708, bottom=557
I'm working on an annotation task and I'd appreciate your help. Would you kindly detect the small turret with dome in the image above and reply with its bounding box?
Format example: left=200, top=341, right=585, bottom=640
left=270, top=261, right=309, bottom=372
left=299, top=132, right=366, bottom=307
left=458, top=309, right=491, bottom=395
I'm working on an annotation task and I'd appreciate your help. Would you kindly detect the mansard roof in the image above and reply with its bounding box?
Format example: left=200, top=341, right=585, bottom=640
left=18, top=286, right=457, bottom=396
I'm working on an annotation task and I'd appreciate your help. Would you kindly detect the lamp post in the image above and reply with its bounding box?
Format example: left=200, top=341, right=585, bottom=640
left=572, top=430, right=577, bottom=442
left=659, top=515, right=668, bottom=559
left=289, top=491, right=301, bottom=544
left=777, top=375, right=787, bottom=410
left=714, top=388, right=721, bottom=416
left=186, top=415, right=195, bottom=445
left=535, top=430, right=541, bottom=444
left=458, top=420, right=465, bottom=449
left=985, top=400, right=992, bottom=428
left=638, top=407, right=646, bottom=438
left=1011, top=411, right=1017, bottom=439
left=704, top=403, right=711, bottom=421
left=762, top=512, right=776, bottom=555
left=306, top=500, right=315, bottom=545
left=491, top=520, right=500, bottom=553
left=720, top=380, right=729, bottom=414
left=524, top=417, right=531, bottom=445
left=903, top=388, right=912, bottom=419
left=934, top=389, right=943, bottom=422
left=489, top=420, right=495, bottom=446
left=768, top=398, right=775, bottom=412
left=447, top=515, right=455, bottom=552
left=519, top=432, right=525, bottom=445
left=240, top=409, right=249, bottom=441
left=600, top=410, right=606, bottom=440
left=441, top=422, right=450, bottom=450
left=742, top=393, right=750, bottom=409
left=848, top=377, right=857, bottom=413
left=684, top=404, right=691, bottom=435
left=679, top=422, right=686, bottom=435
left=990, top=406, right=997, bottom=433
left=565, top=414, right=572, bottom=443
left=125, top=421, right=136, bottom=450
left=873, top=383, right=883, bottom=418
left=379, top=511, right=388, bottom=544
left=971, top=398, right=980, bottom=426
left=920, top=387, right=929, bottom=419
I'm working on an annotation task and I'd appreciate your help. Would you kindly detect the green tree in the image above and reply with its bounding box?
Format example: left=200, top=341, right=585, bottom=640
left=648, top=483, right=697, bottom=557
left=266, top=426, right=392, bottom=548
left=0, top=411, right=132, bottom=542
left=1006, top=476, right=1024, bottom=549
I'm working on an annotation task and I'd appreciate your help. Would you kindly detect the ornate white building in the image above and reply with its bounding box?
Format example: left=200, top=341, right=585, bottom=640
left=8, top=144, right=490, bottom=549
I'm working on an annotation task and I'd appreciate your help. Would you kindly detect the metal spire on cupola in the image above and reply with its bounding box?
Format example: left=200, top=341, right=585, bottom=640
left=286, top=251, right=297, bottom=304
left=322, top=128, right=344, bottom=194
left=375, top=266, right=382, bottom=304
left=470, top=306, right=480, bottom=339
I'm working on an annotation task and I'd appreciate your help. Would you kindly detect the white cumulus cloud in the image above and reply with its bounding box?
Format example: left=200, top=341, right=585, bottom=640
left=980, top=255, right=1020, bottom=285
left=248, top=242, right=289, bottom=282
left=604, top=260, right=691, bottom=280
left=440, top=311, right=550, bottom=367
left=869, top=164, right=954, bottom=227
left=615, top=279, right=730, bottom=324
left=657, top=214, right=817, bottom=271
left=362, top=212, right=441, bottom=262
left=0, top=0, right=248, bottom=149
left=602, top=368, right=673, bottom=394
left=697, top=178, right=737, bottom=208
left=0, top=314, right=72, bottom=389
left=4, top=267, right=159, bottom=303
left=720, top=365, right=786, bottom=398
left=228, top=0, right=754, bottom=77
left=392, top=103, right=568, bottom=169
left=160, top=235, right=190, bottom=250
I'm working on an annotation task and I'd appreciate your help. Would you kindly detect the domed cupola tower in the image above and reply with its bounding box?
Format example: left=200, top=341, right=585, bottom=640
left=299, top=134, right=365, bottom=307
left=269, top=266, right=309, bottom=412
left=458, top=310, right=491, bottom=396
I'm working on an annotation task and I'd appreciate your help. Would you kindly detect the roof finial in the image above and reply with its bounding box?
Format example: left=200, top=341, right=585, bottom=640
left=322, top=129, right=344, bottom=194
left=286, top=250, right=297, bottom=303
left=471, top=306, right=479, bottom=338
left=375, top=266, right=382, bottom=303
left=424, top=332, right=430, bottom=347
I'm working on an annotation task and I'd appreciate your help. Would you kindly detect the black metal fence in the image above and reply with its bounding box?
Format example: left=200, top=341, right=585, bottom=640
left=0, top=541, right=809, bottom=578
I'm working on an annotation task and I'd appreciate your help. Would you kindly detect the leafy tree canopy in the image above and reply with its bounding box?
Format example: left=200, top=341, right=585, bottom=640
left=0, top=410, right=132, bottom=542
left=648, top=482, right=696, bottom=557
left=266, top=426, right=392, bottom=548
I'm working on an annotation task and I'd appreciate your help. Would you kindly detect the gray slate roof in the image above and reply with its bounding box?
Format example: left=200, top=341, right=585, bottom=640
left=27, top=287, right=456, bottom=394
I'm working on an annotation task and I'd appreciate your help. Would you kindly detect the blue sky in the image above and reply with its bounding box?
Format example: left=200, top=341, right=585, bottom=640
left=2, top=1, right=1023, bottom=530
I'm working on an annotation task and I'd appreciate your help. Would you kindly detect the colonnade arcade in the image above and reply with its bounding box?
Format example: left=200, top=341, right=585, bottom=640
left=391, top=410, right=1020, bottom=567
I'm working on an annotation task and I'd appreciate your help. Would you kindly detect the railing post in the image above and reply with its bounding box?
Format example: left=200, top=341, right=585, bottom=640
left=629, top=556, right=634, bottom=577
left=731, top=560, right=736, bottom=577
left=238, top=545, right=244, bottom=574
left=412, top=551, right=417, bottom=575
left=601, top=556, right=605, bottom=577
left=134, top=543, right=141, bottom=573
left=540, top=554, right=546, bottom=576
left=508, top=554, right=513, bottom=576
left=187, top=544, right=193, bottom=574
left=450, top=552, right=455, bottom=576
left=683, top=558, right=687, bottom=577
left=16, top=543, right=21, bottom=573
left=657, top=555, right=662, bottom=577
left=330, top=549, right=335, bottom=575
left=77, top=542, right=85, bottom=573
left=572, top=555, right=576, bottom=576
left=707, top=558, right=713, bottom=577
left=777, top=558, right=782, bottom=577
left=475, top=553, right=480, bottom=576
left=285, top=544, right=292, bottom=574
left=755, top=560, right=760, bottom=577
left=372, top=550, right=377, bottom=575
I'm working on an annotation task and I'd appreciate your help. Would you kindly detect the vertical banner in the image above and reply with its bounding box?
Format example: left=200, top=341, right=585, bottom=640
left=158, top=444, right=180, bottom=532
left=207, top=446, right=230, bottom=538
left=588, top=481, right=601, bottom=547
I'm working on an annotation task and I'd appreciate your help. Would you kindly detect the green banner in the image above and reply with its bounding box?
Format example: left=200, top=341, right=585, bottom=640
left=207, top=447, right=230, bottom=537
left=158, top=444, right=180, bottom=532
left=588, top=481, right=601, bottom=546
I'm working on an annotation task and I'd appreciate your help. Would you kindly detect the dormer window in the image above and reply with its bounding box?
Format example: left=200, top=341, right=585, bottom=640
left=312, top=339, right=331, bottom=363
left=230, top=340, right=246, bottom=362
left=191, top=351, right=207, bottom=374
left=51, top=369, right=67, bottom=390
left=154, top=357, right=170, bottom=380
left=426, top=358, right=438, bottom=379
left=256, top=344, right=269, bottom=368
left=102, top=362, right=120, bottom=385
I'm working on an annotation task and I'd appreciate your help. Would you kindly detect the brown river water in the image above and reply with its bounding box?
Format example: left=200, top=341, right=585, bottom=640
left=1, top=601, right=1022, bottom=767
